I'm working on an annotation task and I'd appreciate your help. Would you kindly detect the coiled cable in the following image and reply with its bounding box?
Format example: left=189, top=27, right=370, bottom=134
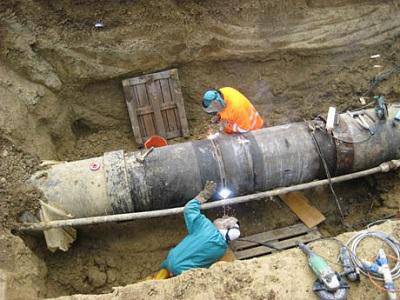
left=346, top=230, right=400, bottom=281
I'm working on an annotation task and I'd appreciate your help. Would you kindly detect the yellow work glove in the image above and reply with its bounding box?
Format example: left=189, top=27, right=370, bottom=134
left=195, top=181, right=217, bottom=203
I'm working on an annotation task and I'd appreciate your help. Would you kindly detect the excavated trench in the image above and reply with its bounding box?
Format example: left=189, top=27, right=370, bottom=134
left=31, top=178, right=399, bottom=297
left=1, top=0, right=400, bottom=299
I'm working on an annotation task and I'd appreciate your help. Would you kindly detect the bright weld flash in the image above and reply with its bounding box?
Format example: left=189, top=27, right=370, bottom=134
left=218, top=188, right=232, bottom=199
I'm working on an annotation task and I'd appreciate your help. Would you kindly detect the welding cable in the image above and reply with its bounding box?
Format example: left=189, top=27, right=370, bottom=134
left=331, top=134, right=372, bottom=144
left=331, top=114, right=380, bottom=144
left=346, top=230, right=400, bottom=281
left=331, top=116, right=377, bottom=145
left=331, top=106, right=382, bottom=144
left=308, top=126, right=345, bottom=221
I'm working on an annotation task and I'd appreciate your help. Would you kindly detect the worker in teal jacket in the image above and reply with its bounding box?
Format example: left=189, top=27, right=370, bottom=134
left=150, top=181, right=241, bottom=279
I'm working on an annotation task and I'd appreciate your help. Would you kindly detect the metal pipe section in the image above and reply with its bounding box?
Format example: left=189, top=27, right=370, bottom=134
left=21, top=159, right=400, bottom=232
left=31, top=105, right=400, bottom=219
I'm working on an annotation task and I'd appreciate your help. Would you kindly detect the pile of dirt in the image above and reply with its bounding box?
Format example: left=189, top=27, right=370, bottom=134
left=54, top=220, right=400, bottom=300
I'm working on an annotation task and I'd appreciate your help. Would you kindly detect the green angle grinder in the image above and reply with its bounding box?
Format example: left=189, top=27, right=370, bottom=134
left=299, top=243, right=349, bottom=300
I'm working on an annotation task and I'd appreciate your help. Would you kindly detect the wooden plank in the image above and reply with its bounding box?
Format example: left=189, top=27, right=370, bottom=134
left=160, top=102, right=177, bottom=111
left=132, top=85, right=148, bottom=140
left=152, top=70, right=174, bottom=81
left=137, top=115, right=147, bottom=140
left=279, top=192, right=326, bottom=228
left=169, top=70, right=190, bottom=137
left=165, top=130, right=182, bottom=139
left=124, top=71, right=170, bottom=86
left=147, top=80, right=166, bottom=137
left=235, top=230, right=321, bottom=260
left=136, top=103, right=177, bottom=115
left=159, top=79, right=173, bottom=102
left=158, top=79, right=171, bottom=133
left=122, top=77, right=146, bottom=86
left=159, top=79, right=179, bottom=133
left=231, top=223, right=309, bottom=251
left=123, top=85, right=143, bottom=144
left=122, top=70, right=172, bottom=86
left=136, top=84, right=156, bottom=137
left=136, top=105, right=154, bottom=115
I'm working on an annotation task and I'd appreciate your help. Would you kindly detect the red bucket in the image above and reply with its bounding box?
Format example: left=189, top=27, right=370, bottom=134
left=144, top=135, right=168, bottom=149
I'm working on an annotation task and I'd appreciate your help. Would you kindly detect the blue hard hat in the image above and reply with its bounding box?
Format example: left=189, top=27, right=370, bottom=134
left=202, top=90, right=219, bottom=108
left=202, top=89, right=225, bottom=108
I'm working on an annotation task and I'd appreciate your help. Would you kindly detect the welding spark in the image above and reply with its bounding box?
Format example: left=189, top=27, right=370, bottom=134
left=219, top=188, right=232, bottom=199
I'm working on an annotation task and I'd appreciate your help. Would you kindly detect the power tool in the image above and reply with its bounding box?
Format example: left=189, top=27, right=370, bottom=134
left=299, top=242, right=349, bottom=300
left=339, top=246, right=360, bottom=282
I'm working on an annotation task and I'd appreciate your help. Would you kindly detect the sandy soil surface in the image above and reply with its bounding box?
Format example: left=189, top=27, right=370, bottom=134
left=54, top=220, right=400, bottom=300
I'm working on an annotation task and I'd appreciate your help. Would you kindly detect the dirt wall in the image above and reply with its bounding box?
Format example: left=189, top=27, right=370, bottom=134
left=1, top=0, right=399, bottom=160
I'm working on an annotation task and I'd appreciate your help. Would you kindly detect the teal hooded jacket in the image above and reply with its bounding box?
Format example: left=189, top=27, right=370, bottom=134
left=161, top=199, right=228, bottom=275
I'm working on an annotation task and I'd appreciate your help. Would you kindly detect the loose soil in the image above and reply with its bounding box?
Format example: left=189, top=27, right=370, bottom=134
left=53, top=221, right=400, bottom=300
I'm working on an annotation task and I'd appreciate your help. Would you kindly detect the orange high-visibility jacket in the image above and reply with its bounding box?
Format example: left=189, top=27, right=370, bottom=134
left=218, top=87, right=264, bottom=134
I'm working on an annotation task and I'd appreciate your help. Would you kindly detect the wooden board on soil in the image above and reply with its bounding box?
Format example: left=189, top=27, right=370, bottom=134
left=231, top=223, right=321, bottom=260
left=279, top=192, right=326, bottom=228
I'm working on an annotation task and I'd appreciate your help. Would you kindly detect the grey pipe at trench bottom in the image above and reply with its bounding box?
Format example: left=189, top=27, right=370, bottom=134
left=31, top=106, right=400, bottom=238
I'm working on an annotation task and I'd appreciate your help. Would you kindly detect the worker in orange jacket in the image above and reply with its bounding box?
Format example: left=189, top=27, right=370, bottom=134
left=202, top=87, right=264, bottom=134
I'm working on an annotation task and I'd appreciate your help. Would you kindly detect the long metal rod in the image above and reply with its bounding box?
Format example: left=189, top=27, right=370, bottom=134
left=18, top=160, right=400, bottom=232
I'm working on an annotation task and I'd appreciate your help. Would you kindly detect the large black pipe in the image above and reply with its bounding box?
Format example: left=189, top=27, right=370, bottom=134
left=31, top=105, right=400, bottom=219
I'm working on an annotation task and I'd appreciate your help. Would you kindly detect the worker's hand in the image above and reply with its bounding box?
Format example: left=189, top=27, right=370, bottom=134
left=211, top=114, right=221, bottom=124
left=195, top=180, right=217, bottom=203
